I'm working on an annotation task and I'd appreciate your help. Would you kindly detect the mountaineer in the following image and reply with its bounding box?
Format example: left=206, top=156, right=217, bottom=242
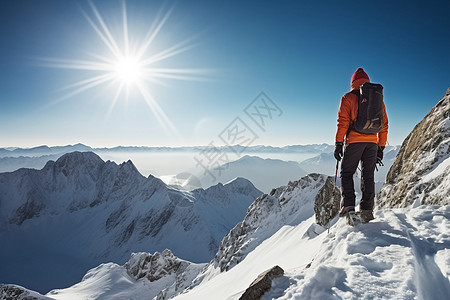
left=334, top=67, right=389, bottom=225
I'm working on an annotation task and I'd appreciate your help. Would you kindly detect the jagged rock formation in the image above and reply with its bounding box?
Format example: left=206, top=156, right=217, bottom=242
left=239, top=265, right=284, bottom=300
left=314, top=177, right=341, bottom=226
left=378, top=88, right=450, bottom=208
left=0, top=152, right=261, bottom=293
left=125, top=250, right=186, bottom=281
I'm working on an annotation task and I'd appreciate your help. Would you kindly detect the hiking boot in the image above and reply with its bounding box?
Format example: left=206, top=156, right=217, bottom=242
left=360, top=210, right=375, bottom=223
left=346, top=211, right=361, bottom=226
left=339, top=206, right=355, bottom=217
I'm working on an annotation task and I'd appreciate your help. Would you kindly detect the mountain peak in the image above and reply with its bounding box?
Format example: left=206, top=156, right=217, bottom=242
left=224, top=176, right=254, bottom=188
left=49, top=151, right=104, bottom=173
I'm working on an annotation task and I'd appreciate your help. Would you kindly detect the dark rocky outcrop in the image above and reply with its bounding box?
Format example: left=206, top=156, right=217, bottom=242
left=125, top=249, right=188, bottom=282
left=239, top=265, right=284, bottom=300
left=314, top=176, right=341, bottom=226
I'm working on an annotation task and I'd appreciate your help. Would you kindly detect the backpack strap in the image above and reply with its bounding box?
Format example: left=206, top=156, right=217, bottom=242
left=347, top=90, right=360, bottom=136
left=350, top=89, right=360, bottom=96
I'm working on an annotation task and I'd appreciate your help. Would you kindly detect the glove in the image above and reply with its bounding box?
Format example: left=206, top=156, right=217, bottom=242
left=334, top=142, right=344, bottom=161
left=376, top=146, right=385, bottom=165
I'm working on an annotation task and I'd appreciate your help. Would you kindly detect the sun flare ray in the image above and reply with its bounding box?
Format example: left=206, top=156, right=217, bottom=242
left=40, top=0, right=207, bottom=137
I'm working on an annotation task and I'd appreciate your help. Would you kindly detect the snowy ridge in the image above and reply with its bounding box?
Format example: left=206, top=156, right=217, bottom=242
left=0, top=152, right=261, bottom=293
left=378, top=87, right=450, bottom=207
left=213, top=174, right=331, bottom=272
left=186, top=174, right=333, bottom=292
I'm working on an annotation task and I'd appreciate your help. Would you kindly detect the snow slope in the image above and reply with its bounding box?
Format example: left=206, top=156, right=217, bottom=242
left=265, top=206, right=450, bottom=300
left=174, top=206, right=449, bottom=300
left=0, top=152, right=261, bottom=293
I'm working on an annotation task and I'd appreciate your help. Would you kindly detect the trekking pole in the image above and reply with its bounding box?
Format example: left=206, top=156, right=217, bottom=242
left=333, top=160, right=339, bottom=196
left=330, top=160, right=339, bottom=234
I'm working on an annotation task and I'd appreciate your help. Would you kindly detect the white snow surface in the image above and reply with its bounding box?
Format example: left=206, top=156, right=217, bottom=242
left=173, top=205, right=449, bottom=300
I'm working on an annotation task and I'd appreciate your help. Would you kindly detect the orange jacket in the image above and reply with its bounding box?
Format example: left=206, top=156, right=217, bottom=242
left=335, top=78, right=388, bottom=146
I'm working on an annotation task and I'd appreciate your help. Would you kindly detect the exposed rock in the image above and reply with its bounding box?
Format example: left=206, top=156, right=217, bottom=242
left=125, top=249, right=187, bottom=282
left=0, top=284, right=50, bottom=300
left=314, top=176, right=341, bottom=226
left=239, top=265, right=284, bottom=300
left=378, top=88, right=450, bottom=208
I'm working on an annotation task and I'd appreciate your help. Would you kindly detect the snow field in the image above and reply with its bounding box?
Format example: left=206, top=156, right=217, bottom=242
left=270, top=206, right=450, bottom=300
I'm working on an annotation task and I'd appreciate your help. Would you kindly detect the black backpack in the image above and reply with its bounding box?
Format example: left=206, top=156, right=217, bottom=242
left=349, top=82, right=384, bottom=134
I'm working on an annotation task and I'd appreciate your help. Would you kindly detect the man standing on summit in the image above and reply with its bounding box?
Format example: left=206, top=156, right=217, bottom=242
left=334, top=68, right=388, bottom=225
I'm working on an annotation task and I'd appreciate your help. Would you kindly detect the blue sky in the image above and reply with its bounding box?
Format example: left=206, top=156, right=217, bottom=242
left=0, top=0, right=449, bottom=148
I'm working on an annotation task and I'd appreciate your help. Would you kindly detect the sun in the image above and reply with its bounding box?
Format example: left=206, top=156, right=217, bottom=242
left=40, top=1, right=206, bottom=135
left=114, top=56, right=142, bottom=85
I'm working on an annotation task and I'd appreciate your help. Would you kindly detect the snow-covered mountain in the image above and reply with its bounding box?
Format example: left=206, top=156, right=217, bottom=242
left=0, top=152, right=261, bottom=293
left=189, top=155, right=307, bottom=193
left=378, top=88, right=450, bottom=208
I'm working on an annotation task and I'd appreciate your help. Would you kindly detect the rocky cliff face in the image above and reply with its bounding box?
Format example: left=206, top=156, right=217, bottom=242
left=0, top=152, right=261, bottom=293
left=378, top=88, right=450, bottom=208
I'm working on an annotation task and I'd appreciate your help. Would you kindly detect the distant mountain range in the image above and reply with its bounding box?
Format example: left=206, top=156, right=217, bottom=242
left=0, top=143, right=334, bottom=158
left=187, top=155, right=307, bottom=193
left=0, top=143, right=334, bottom=177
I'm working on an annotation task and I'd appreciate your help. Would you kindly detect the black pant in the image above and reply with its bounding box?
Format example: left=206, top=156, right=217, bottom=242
left=341, top=142, right=377, bottom=210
